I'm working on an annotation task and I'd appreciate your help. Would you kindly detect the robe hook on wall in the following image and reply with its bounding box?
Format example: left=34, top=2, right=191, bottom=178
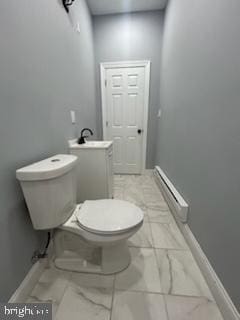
left=62, top=0, right=75, bottom=13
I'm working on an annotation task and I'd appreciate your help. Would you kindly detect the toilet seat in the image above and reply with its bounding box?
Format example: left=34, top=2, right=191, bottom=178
left=76, top=199, right=143, bottom=235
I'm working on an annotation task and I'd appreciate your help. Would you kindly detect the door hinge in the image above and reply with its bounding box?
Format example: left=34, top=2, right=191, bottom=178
left=106, top=121, right=109, bottom=127
left=105, top=79, right=107, bottom=87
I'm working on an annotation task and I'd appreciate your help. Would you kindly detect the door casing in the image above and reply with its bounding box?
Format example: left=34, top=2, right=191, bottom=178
left=100, top=60, right=150, bottom=174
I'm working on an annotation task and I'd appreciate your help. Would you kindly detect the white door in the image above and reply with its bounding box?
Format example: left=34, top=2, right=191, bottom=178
left=102, top=63, right=149, bottom=174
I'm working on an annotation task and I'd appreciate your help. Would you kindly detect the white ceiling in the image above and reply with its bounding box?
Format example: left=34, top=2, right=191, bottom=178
left=86, top=0, right=168, bottom=16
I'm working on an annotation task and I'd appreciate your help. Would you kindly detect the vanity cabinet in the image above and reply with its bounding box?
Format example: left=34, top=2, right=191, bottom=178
left=69, top=140, right=114, bottom=202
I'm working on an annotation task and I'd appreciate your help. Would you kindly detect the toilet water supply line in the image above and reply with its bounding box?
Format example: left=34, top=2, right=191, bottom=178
left=62, top=0, right=75, bottom=13
left=31, top=232, right=51, bottom=264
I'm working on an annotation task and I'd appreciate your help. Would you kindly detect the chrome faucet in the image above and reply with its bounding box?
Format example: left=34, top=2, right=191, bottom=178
left=78, top=128, right=93, bottom=144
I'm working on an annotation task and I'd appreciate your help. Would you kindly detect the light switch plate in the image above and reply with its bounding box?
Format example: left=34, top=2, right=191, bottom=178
left=70, top=110, right=76, bottom=124
left=157, top=109, right=162, bottom=118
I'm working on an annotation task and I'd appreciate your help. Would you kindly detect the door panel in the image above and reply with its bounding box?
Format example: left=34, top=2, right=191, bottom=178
left=112, top=94, right=123, bottom=127
left=112, top=75, right=124, bottom=88
left=128, top=74, right=138, bottom=87
left=126, top=136, right=137, bottom=165
left=127, top=93, right=138, bottom=126
left=113, top=136, right=122, bottom=164
left=105, top=66, right=145, bottom=174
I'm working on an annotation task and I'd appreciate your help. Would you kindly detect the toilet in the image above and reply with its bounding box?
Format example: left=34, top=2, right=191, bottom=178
left=16, top=154, right=144, bottom=274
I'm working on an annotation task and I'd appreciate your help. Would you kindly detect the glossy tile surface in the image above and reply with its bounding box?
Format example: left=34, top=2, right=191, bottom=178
left=151, top=222, right=188, bottom=249
left=128, top=222, right=153, bottom=248
left=26, top=172, right=223, bottom=320
left=156, top=249, right=213, bottom=299
left=27, top=266, right=71, bottom=317
left=147, top=208, right=174, bottom=223
left=165, top=295, right=223, bottom=320
left=115, top=248, right=162, bottom=293
left=112, top=291, right=168, bottom=320
left=55, top=285, right=112, bottom=320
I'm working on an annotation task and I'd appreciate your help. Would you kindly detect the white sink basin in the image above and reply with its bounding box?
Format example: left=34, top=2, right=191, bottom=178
left=69, top=140, right=113, bottom=149
left=84, top=141, right=109, bottom=147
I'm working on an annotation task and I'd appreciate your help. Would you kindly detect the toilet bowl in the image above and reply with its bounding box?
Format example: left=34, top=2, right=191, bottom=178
left=16, top=155, right=144, bottom=274
left=55, top=201, right=143, bottom=274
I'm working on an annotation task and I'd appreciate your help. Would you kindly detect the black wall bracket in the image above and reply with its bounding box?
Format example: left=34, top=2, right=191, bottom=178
left=62, top=0, right=75, bottom=13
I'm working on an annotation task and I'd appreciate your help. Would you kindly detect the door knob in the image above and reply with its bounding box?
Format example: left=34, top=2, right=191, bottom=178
left=137, top=129, right=142, bottom=134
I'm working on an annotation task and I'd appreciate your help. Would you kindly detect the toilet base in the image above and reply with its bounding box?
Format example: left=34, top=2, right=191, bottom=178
left=102, top=242, right=131, bottom=274
left=54, top=230, right=131, bottom=274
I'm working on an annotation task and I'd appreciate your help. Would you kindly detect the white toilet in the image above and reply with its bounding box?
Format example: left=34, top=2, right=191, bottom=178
left=16, top=154, right=144, bottom=274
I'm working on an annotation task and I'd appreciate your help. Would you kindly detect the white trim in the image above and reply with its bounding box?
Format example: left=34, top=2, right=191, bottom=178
left=9, top=241, right=54, bottom=302
left=8, top=258, right=48, bottom=302
left=100, top=63, right=108, bottom=142
left=154, top=166, right=189, bottom=223
left=178, top=224, right=240, bottom=320
left=154, top=174, right=240, bottom=320
left=100, top=60, right=150, bottom=174
left=101, top=60, right=151, bottom=69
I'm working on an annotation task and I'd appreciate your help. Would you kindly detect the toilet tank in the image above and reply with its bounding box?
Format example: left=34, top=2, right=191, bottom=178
left=16, top=155, right=78, bottom=230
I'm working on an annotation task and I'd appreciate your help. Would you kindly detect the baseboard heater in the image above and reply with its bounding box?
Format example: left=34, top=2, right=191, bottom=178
left=153, top=166, right=189, bottom=223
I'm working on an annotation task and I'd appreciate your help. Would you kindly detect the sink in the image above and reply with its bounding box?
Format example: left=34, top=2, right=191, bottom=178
left=68, top=140, right=113, bottom=149
left=84, top=141, right=109, bottom=147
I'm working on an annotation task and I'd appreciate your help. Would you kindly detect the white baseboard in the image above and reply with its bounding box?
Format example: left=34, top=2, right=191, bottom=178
left=8, top=258, right=48, bottom=303
left=154, top=175, right=240, bottom=320
left=179, top=223, right=240, bottom=320
left=8, top=241, right=54, bottom=303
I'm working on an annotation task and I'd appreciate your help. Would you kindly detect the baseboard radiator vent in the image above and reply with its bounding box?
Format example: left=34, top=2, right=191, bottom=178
left=154, top=166, right=189, bottom=223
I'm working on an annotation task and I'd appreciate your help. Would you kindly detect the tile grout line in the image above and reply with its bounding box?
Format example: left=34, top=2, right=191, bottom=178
left=109, top=274, right=116, bottom=320
left=54, top=271, right=73, bottom=316
left=147, top=175, right=174, bottom=319
left=150, top=177, right=217, bottom=302
left=29, top=265, right=72, bottom=320
left=149, top=178, right=217, bottom=305
left=110, top=287, right=222, bottom=301
left=162, top=295, right=171, bottom=320
left=147, top=197, right=171, bottom=320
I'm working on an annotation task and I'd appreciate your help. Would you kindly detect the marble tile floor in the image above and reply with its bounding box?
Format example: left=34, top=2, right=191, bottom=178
left=26, top=173, right=224, bottom=320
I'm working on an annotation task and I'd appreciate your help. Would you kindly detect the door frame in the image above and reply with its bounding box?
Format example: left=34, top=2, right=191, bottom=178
left=100, top=60, right=150, bottom=174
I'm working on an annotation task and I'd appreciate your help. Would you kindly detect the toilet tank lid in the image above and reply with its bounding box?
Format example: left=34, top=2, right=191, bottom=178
left=16, top=154, right=78, bottom=181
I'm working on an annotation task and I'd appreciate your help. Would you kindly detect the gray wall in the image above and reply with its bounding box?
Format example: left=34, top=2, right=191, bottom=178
left=0, top=0, right=97, bottom=301
left=93, top=11, right=165, bottom=168
left=155, top=0, right=240, bottom=311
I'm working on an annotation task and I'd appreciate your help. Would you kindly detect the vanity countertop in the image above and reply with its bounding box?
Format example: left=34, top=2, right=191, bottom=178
left=68, top=139, right=113, bottom=150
